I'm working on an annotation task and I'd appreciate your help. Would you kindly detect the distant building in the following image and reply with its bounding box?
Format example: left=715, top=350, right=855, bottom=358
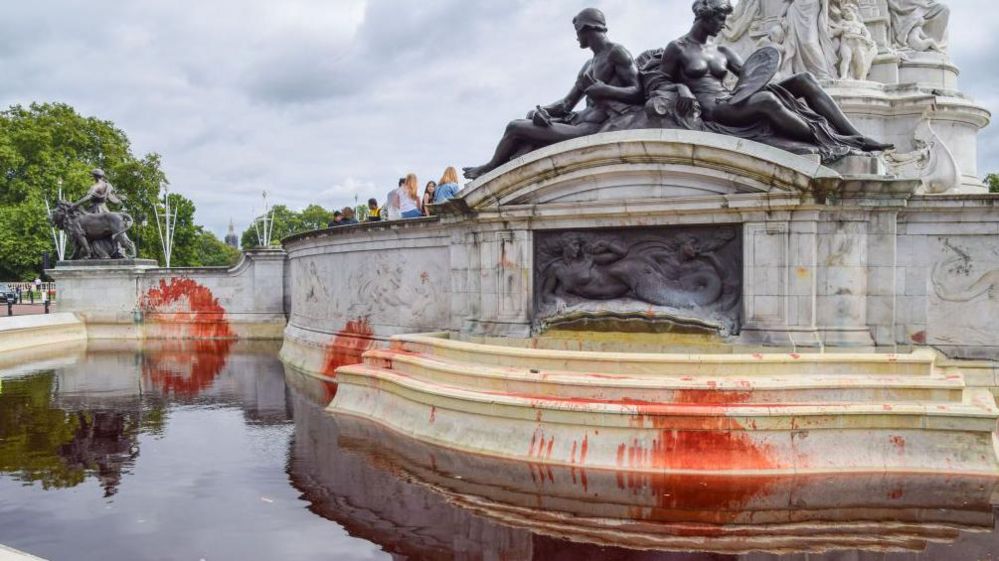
left=225, top=219, right=239, bottom=249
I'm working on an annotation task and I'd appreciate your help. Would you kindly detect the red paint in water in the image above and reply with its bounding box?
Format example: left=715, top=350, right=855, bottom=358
left=621, top=473, right=779, bottom=526
left=141, top=339, right=235, bottom=397
left=139, top=279, right=236, bottom=396
left=322, top=318, right=375, bottom=377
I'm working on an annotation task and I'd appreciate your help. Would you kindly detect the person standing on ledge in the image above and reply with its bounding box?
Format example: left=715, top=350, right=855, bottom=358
left=463, top=8, right=642, bottom=180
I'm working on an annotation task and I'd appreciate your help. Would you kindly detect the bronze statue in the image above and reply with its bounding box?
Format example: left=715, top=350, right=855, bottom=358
left=463, top=8, right=643, bottom=180
left=649, top=0, right=893, bottom=162
left=50, top=169, right=137, bottom=260
left=73, top=169, right=121, bottom=215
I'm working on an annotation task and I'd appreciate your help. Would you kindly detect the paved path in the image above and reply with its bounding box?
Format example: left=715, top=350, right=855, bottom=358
left=1, top=303, right=56, bottom=317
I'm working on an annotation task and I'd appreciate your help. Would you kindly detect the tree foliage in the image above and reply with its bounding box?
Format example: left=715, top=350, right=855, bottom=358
left=240, top=204, right=335, bottom=249
left=0, top=102, right=237, bottom=278
left=987, top=173, right=999, bottom=194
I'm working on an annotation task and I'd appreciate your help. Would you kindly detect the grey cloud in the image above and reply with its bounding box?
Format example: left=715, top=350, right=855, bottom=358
left=0, top=0, right=996, bottom=237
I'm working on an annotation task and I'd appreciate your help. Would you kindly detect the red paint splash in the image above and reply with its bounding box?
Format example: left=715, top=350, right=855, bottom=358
left=673, top=389, right=753, bottom=405
left=139, top=279, right=235, bottom=396
left=141, top=278, right=235, bottom=339
left=911, top=331, right=927, bottom=345
left=322, top=318, right=375, bottom=377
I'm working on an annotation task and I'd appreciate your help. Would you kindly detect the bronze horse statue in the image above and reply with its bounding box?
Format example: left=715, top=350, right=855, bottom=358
left=49, top=200, right=137, bottom=260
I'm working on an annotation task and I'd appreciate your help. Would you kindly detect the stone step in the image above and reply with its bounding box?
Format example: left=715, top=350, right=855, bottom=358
left=338, top=364, right=999, bottom=430
left=363, top=348, right=967, bottom=406
left=392, top=334, right=940, bottom=378
left=329, top=334, right=999, bottom=475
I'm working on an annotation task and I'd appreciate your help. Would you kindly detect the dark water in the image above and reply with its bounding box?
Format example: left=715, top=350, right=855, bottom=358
left=0, top=343, right=997, bottom=561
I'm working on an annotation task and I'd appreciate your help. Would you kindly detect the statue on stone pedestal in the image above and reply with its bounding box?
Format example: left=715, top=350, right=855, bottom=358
left=651, top=0, right=892, bottom=162
left=831, top=1, right=878, bottom=80
left=776, top=0, right=838, bottom=80
left=887, top=0, right=949, bottom=52
left=462, top=8, right=642, bottom=180
left=49, top=168, right=137, bottom=260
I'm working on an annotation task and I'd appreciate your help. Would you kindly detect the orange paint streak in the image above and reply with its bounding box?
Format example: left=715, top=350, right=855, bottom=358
left=322, top=318, right=375, bottom=377
left=673, top=389, right=753, bottom=405
left=141, top=278, right=235, bottom=340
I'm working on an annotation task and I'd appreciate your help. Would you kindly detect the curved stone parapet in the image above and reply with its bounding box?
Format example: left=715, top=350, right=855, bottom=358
left=330, top=334, right=999, bottom=476
left=459, top=130, right=841, bottom=210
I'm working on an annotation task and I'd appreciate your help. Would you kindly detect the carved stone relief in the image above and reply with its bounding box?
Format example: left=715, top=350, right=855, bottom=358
left=534, top=226, right=743, bottom=336
left=345, top=251, right=439, bottom=326
left=932, top=240, right=999, bottom=304
left=882, top=117, right=960, bottom=194
left=927, top=238, right=999, bottom=353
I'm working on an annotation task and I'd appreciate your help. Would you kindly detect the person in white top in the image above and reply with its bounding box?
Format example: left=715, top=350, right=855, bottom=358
left=385, top=178, right=404, bottom=221
left=398, top=174, right=422, bottom=219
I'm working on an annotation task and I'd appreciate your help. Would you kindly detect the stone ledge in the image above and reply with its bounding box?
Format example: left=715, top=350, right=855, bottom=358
left=0, top=545, right=48, bottom=561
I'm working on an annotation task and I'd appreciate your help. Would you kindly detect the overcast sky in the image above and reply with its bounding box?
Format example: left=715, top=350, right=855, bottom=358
left=1, top=0, right=996, bottom=236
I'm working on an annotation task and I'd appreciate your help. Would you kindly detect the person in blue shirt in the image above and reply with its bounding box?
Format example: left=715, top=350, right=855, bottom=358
left=433, top=167, right=462, bottom=204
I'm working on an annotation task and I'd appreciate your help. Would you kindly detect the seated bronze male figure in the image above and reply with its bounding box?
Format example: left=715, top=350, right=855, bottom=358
left=463, top=8, right=643, bottom=180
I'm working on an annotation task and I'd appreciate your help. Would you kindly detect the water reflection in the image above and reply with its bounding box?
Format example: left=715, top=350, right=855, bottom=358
left=0, top=341, right=282, bottom=498
left=0, top=368, right=162, bottom=497
left=1, top=347, right=996, bottom=561
left=285, top=368, right=999, bottom=560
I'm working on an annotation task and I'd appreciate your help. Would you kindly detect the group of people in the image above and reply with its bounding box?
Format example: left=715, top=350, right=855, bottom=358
left=328, top=166, right=463, bottom=227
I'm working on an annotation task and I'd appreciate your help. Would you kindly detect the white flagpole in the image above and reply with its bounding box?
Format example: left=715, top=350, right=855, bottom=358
left=154, top=183, right=177, bottom=267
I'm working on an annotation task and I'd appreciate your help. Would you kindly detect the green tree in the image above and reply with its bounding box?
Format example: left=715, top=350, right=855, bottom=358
left=0, top=103, right=165, bottom=279
left=194, top=229, right=241, bottom=267
left=299, top=204, right=332, bottom=232
left=240, top=204, right=321, bottom=249
left=987, top=173, right=999, bottom=194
